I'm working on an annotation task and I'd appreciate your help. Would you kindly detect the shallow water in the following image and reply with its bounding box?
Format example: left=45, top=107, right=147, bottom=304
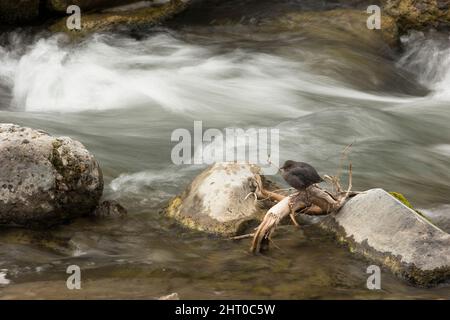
left=0, top=0, right=450, bottom=299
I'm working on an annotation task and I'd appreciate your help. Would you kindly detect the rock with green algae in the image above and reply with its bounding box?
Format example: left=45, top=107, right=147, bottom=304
left=0, top=123, right=103, bottom=228
left=320, top=188, right=450, bottom=287
left=166, top=162, right=275, bottom=237
left=49, top=0, right=190, bottom=36
left=389, top=191, right=432, bottom=220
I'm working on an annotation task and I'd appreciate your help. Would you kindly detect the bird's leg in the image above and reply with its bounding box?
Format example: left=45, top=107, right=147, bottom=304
left=288, top=198, right=300, bottom=227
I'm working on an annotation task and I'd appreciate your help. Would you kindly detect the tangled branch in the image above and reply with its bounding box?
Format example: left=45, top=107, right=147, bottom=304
left=250, top=163, right=354, bottom=253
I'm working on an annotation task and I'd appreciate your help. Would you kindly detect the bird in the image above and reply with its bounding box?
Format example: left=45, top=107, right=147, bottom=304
left=280, top=160, right=323, bottom=191
left=279, top=160, right=323, bottom=226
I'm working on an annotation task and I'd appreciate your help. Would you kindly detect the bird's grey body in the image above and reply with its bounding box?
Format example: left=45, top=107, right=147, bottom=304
left=280, top=160, right=323, bottom=191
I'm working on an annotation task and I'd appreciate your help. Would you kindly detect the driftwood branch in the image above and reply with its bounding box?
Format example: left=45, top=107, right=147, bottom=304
left=250, top=163, right=354, bottom=253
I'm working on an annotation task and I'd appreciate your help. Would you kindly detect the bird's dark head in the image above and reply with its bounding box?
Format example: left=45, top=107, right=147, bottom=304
left=280, top=160, right=296, bottom=171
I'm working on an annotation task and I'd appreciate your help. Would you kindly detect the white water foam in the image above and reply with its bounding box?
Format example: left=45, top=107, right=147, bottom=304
left=0, top=270, right=11, bottom=285
left=0, top=32, right=416, bottom=114
left=398, top=31, right=450, bottom=100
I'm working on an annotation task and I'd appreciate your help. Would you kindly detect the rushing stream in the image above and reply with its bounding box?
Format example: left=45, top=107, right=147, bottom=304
left=0, top=0, right=449, bottom=299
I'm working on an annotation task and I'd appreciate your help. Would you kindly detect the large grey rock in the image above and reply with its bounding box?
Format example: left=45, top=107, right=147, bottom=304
left=422, top=205, right=450, bottom=234
left=0, top=124, right=103, bottom=227
left=167, top=162, right=272, bottom=236
left=320, top=188, right=450, bottom=286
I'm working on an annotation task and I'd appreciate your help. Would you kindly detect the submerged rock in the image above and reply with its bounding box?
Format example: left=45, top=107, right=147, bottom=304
left=50, top=0, right=190, bottom=35
left=320, top=188, right=450, bottom=287
left=91, top=200, right=127, bottom=218
left=0, top=124, right=103, bottom=227
left=166, top=162, right=275, bottom=236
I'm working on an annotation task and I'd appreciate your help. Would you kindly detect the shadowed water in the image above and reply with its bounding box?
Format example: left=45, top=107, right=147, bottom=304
left=0, top=1, right=449, bottom=299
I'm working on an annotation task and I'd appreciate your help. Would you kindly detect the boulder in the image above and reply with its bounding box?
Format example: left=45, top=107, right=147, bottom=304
left=320, top=188, right=450, bottom=286
left=0, top=0, right=40, bottom=25
left=422, top=205, right=450, bottom=234
left=166, top=162, right=274, bottom=236
left=49, top=0, right=190, bottom=35
left=0, top=124, right=103, bottom=227
left=383, top=0, right=450, bottom=31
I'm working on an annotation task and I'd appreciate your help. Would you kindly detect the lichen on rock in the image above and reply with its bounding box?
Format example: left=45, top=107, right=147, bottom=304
left=0, top=123, right=103, bottom=227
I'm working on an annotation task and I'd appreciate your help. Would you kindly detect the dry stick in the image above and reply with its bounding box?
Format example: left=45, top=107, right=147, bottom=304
left=229, top=233, right=255, bottom=240
left=250, top=166, right=355, bottom=253
left=336, top=142, right=354, bottom=185
left=345, top=163, right=353, bottom=199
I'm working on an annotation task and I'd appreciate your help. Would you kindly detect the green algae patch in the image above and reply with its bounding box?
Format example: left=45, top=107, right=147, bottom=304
left=389, top=192, right=413, bottom=209
left=389, top=191, right=431, bottom=222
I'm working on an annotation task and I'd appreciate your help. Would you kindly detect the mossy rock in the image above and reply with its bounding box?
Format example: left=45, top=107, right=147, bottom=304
left=389, top=191, right=432, bottom=223
left=49, top=0, right=189, bottom=36
left=0, top=124, right=103, bottom=228
left=389, top=191, right=413, bottom=209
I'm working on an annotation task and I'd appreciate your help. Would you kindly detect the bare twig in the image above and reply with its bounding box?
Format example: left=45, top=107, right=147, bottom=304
left=229, top=233, right=255, bottom=240
left=336, top=142, right=354, bottom=180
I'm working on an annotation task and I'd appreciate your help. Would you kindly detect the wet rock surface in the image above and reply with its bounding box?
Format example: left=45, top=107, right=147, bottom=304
left=91, top=200, right=127, bottom=218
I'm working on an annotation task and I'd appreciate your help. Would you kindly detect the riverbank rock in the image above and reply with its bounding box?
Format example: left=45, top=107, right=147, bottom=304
left=320, top=188, right=450, bottom=287
left=46, top=0, right=139, bottom=13
left=383, top=0, right=450, bottom=32
left=0, top=0, right=40, bottom=25
left=166, top=162, right=275, bottom=236
left=270, top=9, right=399, bottom=48
left=0, top=124, right=103, bottom=227
left=50, top=0, right=190, bottom=35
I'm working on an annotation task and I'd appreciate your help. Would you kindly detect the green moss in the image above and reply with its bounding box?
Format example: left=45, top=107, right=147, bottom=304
left=389, top=191, right=431, bottom=222
left=389, top=192, right=413, bottom=209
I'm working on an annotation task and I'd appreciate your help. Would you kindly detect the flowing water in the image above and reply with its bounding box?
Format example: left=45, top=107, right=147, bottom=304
left=0, top=0, right=450, bottom=299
